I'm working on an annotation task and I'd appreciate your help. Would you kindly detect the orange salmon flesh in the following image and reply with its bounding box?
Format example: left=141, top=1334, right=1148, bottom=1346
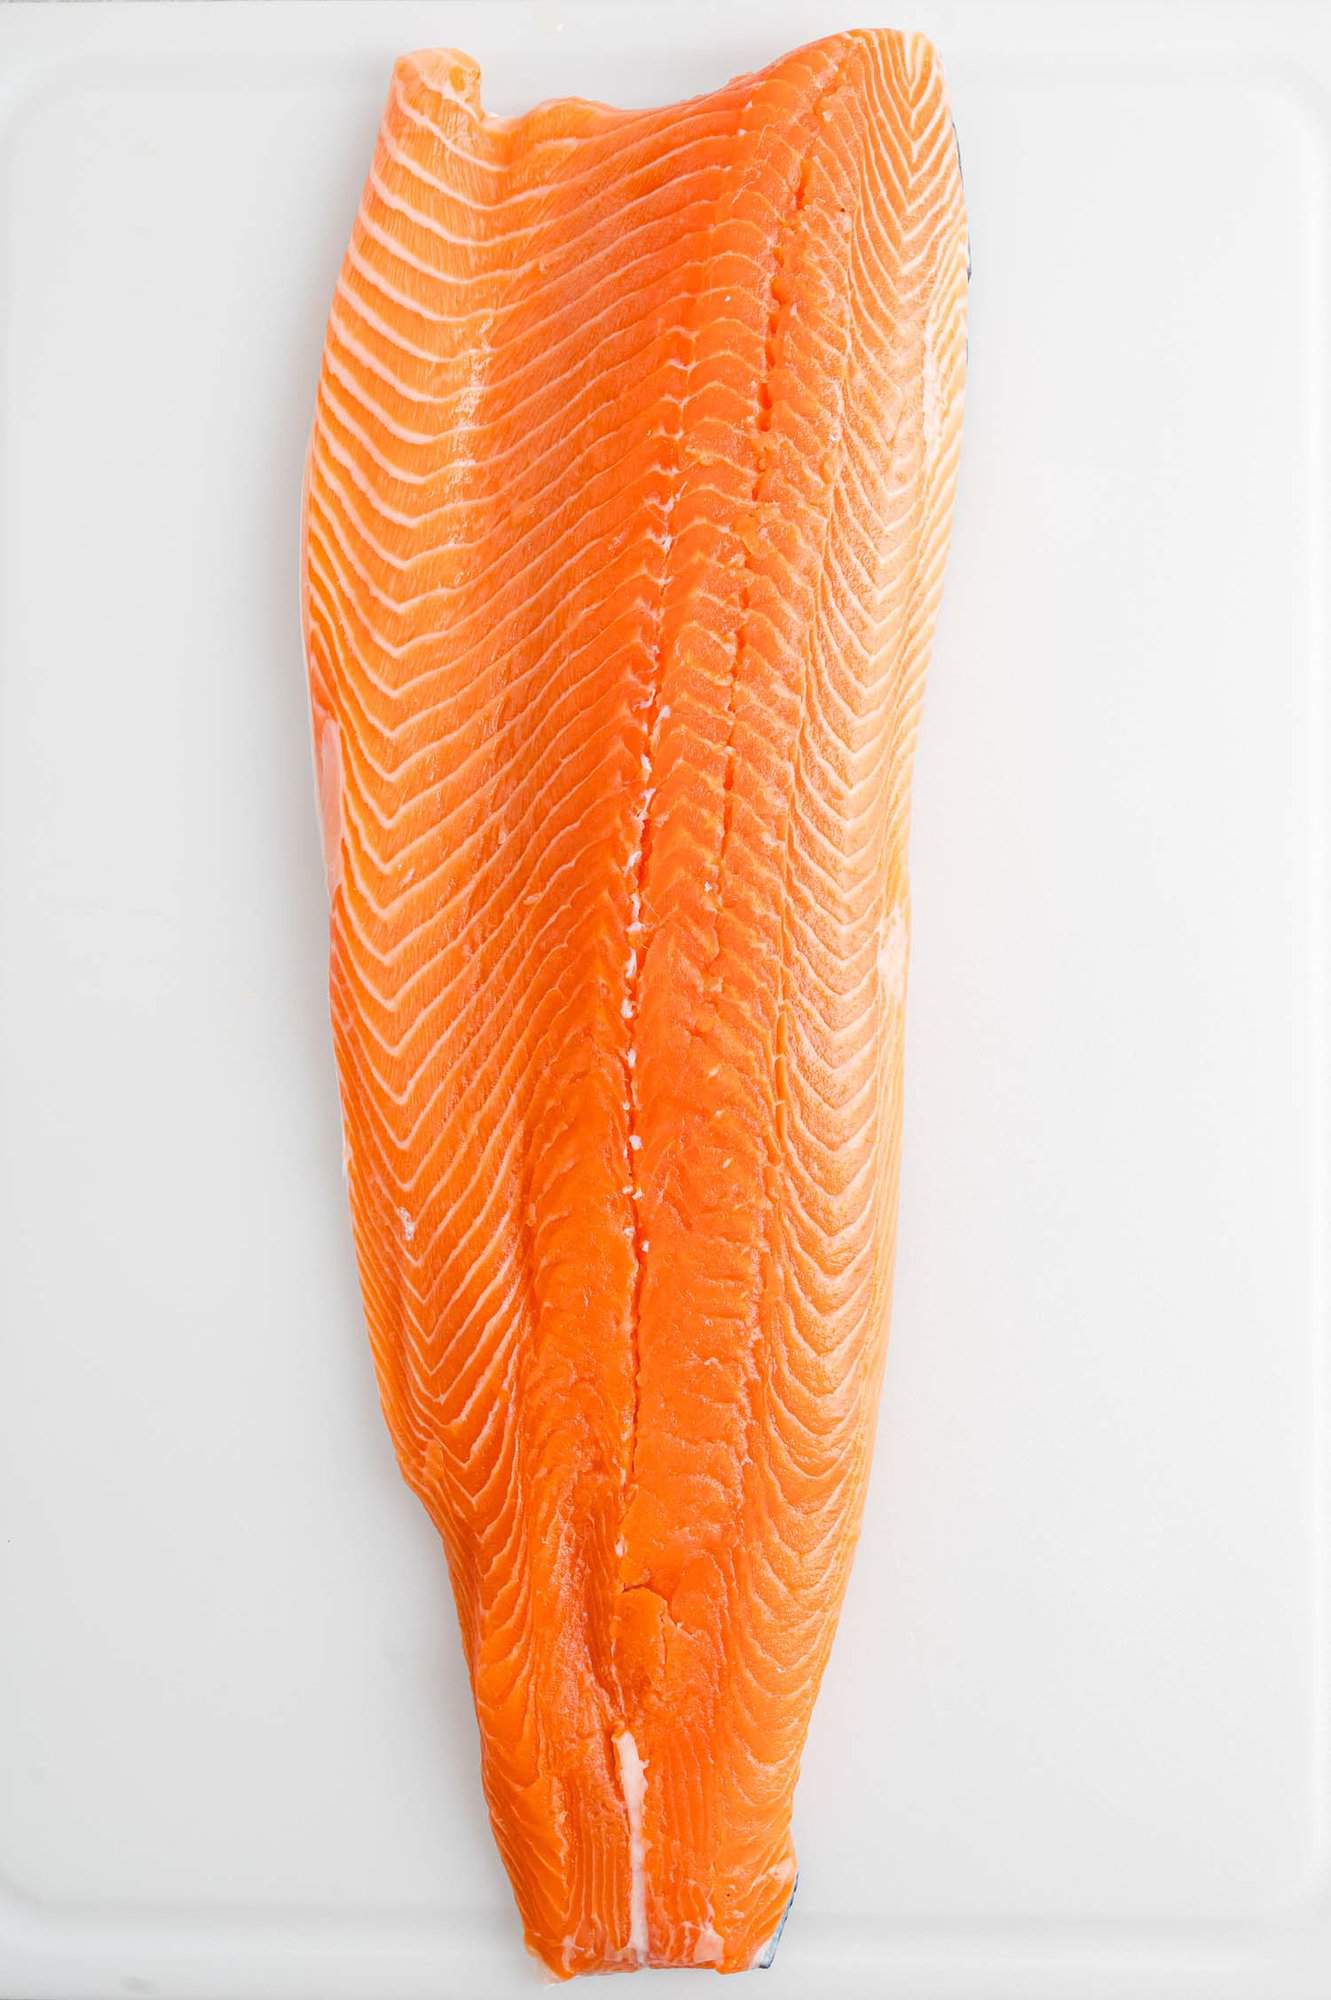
left=301, top=28, right=967, bottom=1977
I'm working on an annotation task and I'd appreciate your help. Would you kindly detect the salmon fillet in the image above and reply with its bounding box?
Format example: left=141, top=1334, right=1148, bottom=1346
left=301, top=27, right=967, bottom=1977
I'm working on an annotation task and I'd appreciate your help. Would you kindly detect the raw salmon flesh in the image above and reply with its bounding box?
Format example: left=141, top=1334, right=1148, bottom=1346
left=301, top=26, right=967, bottom=1977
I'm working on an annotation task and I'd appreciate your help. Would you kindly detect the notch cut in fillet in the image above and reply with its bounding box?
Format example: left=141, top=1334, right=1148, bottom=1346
left=613, top=1730, right=650, bottom=1966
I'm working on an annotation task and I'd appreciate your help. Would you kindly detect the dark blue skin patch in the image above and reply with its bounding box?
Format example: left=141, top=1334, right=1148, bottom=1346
left=754, top=1872, right=799, bottom=1969
left=950, top=115, right=971, bottom=371
left=950, top=117, right=971, bottom=282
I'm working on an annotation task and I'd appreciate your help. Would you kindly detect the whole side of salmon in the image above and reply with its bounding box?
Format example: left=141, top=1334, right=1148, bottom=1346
left=301, top=28, right=967, bottom=1977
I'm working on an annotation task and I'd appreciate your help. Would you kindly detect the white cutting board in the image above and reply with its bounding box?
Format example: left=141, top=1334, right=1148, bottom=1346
left=1, top=1, right=1328, bottom=1994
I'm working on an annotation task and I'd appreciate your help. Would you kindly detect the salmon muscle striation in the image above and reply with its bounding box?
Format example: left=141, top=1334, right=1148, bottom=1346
left=301, top=26, right=967, bottom=1978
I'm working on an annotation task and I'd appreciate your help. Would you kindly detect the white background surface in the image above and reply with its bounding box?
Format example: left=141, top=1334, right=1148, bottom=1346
left=1, top=1, right=1328, bottom=1994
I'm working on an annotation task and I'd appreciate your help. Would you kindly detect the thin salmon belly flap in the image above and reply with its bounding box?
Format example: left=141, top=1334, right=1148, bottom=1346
left=301, top=26, right=967, bottom=1978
